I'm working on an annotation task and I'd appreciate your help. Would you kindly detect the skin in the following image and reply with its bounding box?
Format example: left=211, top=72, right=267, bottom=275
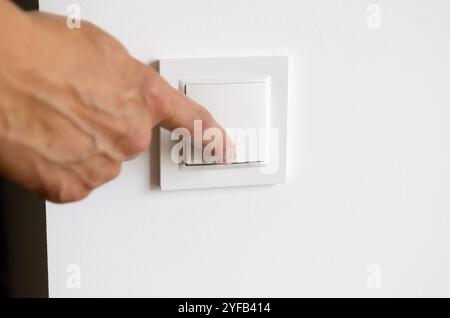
left=0, top=1, right=233, bottom=203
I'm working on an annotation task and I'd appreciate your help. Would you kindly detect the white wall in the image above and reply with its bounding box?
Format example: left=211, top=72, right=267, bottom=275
left=41, top=0, right=450, bottom=297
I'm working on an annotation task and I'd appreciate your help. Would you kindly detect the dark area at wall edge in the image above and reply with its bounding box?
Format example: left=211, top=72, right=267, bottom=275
left=14, top=0, right=39, bottom=11
left=1, top=0, right=47, bottom=298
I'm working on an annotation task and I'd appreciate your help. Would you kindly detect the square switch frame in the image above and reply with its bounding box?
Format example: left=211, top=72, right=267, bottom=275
left=159, top=56, right=288, bottom=191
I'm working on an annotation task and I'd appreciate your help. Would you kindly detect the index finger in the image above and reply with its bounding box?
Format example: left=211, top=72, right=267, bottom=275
left=144, top=68, right=235, bottom=164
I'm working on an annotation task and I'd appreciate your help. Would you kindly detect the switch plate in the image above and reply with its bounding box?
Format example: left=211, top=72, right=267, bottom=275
left=159, top=56, right=288, bottom=191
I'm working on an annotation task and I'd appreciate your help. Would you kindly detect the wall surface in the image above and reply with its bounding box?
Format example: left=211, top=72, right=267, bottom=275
left=41, top=0, right=450, bottom=297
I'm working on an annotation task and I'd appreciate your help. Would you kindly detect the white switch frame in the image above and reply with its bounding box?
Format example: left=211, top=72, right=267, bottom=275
left=159, top=56, right=288, bottom=191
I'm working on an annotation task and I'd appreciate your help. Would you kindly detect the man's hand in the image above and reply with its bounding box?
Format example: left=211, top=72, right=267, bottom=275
left=0, top=1, right=233, bottom=203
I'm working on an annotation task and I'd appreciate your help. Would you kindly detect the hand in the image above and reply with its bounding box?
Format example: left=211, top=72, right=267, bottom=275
left=0, top=1, right=233, bottom=203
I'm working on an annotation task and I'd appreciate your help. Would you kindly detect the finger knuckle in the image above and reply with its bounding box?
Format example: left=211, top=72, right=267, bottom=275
left=126, top=131, right=152, bottom=156
left=45, top=178, right=90, bottom=203
left=66, top=186, right=91, bottom=203
left=45, top=180, right=64, bottom=203
left=104, top=163, right=122, bottom=182
left=84, top=158, right=122, bottom=185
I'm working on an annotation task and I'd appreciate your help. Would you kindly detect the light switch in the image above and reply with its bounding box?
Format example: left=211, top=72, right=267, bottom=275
left=159, top=56, right=288, bottom=191
left=184, top=79, right=270, bottom=165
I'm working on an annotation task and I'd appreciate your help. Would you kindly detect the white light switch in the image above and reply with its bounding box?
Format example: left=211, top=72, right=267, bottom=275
left=159, top=56, right=288, bottom=191
left=184, top=79, right=270, bottom=165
